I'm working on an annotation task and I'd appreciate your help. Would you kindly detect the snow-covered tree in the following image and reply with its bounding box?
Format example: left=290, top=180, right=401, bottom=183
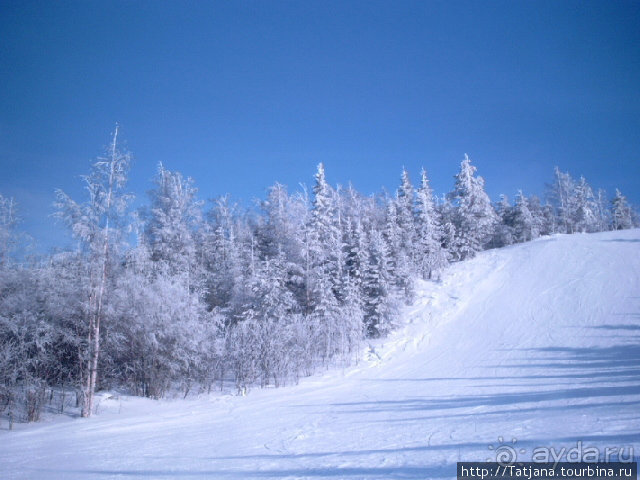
left=310, top=163, right=343, bottom=289
left=112, top=246, right=219, bottom=398
left=0, top=194, right=18, bottom=269
left=340, top=274, right=365, bottom=359
left=235, top=252, right=298, bottom=387
left=572, top=176, right=597, bottom=233
left=202, top=196, right=245, bottom=314
left=383, top=196, right=413, bottom=299
left=54, top=126, right=132, bottom=417
left=343, top=203, right=368, bottom=292
left=362, top=230, right=397, bottom=337
left=437, top=195, right=458, bottom=261
left=512, top=190, right=537, bottom=243
left=395, top=169, right=418, bottom=263
left=144, top=164, right=203, bottom=276
left=525, top=195, right=547, bottom=238
left=8, top=127, right=640, bottom=417
left=611, top=189, right=633, bottom=230
left=415, top=168, right=447, bottom=278
left=114, top=165, right=218, bottom=398
left=593, top=189, right=610, bottom=233
left=548, top=167, right=576, bottom=233
left=448, top=154, right=498, bottom=259
left=491, top=194, right=515, bottom=248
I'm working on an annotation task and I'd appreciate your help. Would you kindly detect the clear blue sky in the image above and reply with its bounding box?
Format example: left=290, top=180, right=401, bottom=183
left=1, top=0, right=639, bottom=251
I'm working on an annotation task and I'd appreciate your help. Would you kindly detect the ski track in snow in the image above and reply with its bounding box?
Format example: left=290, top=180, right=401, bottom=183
left=1, top=230, right=639, bottom=479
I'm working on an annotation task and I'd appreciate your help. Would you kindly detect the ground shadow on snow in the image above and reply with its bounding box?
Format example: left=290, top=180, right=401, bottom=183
left=313, top=325, right=640, bottom=440
left=600, top=238, right=640, bottom=243
left=42, top=465, right=454, bottom=479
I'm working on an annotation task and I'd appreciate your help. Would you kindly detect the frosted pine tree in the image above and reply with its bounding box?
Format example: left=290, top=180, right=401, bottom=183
left=572, top=176, right=597, bottom=233
left=310, top=163, right=342, bottom=286
left=137, top=165, right=212, bottom=396
left=144, top=164, right=203, bottom=277
left=340, top=274, right=365, bottom=358
left=415, top=168, right=447, bottom=279
left=384, top=198, right=413, bottom=299
left=448, top=154, right=498, bottom=259
left=436, top=195, right=458, bottom=261
left=363, top=230, right=397, bottom=337
left=593, top=189, right=610, bottom=232
left=259, top=183, right=307, bottom=308
left=512, top=190, right=537, bottom=243
left=344, top=203, right=367, bottom=277
left=259, top=182, right=305, bottom=259
left=203, top=196, right=245, bottom=313
left=383, top=199, right=400, bottom=275
left=491, top=194, right=515, bottom=248
left=308, top=164, right=344, bottom=360
left=396, top=168, right=418, bottom=264
left=611, top=189, right=633, bottom=230
left=526, top=195, right=546, bottom=238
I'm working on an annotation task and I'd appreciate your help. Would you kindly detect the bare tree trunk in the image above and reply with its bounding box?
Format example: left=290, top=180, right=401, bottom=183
left=81, top=126, right=119, bottom=418
left=81, top=291, right=95, bottom=417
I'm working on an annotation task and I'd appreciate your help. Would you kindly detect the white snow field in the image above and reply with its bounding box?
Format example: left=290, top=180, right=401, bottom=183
left=1, top=229, right=639, bottom=479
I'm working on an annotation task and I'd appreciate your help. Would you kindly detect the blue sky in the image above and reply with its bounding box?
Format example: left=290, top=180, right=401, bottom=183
left=1, top=0, right=639, bottom=251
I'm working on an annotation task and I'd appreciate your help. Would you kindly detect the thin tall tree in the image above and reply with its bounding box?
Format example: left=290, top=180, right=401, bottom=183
left=55, top=126, right=132, bottom=417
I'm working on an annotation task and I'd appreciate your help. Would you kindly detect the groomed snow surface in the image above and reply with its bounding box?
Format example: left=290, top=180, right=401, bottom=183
left=1, top=229, right=639, bottom=479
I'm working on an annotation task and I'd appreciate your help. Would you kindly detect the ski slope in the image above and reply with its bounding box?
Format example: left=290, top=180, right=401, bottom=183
left=1, top=230, right=639, bottom=479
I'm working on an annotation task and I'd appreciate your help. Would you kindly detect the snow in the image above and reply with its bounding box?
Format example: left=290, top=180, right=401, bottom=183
left=1, top=229, right=639, bottom=479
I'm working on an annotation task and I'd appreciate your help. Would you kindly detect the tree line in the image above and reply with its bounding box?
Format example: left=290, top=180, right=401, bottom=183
left=0, top=129, right=637, bottom=426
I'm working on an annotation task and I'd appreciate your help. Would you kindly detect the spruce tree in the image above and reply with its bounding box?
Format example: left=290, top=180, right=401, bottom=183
left=448, top=154, right=498, bottom=259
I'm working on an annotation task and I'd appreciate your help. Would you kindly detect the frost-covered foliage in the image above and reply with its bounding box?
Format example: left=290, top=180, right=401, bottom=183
left=611, top=189, right=634, bottom=230
left=0, top=195, right=18, bottom=269
left=448, top=154, right=499, bottom=260
left=0, top=133, right=637, bottom=423
left=53, top=126, right=132, bottom=417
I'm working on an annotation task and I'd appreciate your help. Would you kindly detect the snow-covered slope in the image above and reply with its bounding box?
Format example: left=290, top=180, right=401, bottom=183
left=2, top=230, right=639, bottom=479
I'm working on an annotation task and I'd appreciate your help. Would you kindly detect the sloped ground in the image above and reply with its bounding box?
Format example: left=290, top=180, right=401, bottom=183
left=1, top=230, right=638, bottom=479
